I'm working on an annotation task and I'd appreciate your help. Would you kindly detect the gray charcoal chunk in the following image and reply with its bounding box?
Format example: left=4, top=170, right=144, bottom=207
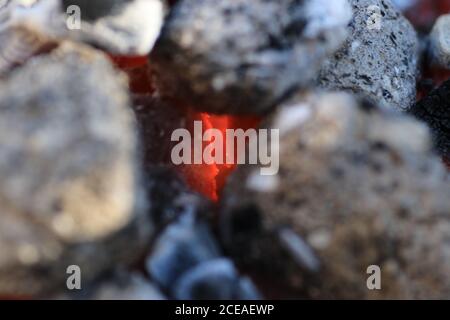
left=0, top=0, right=165, bottom=56
left=318, top=0, right=419, bottom=111
left=221, top=92, right=450, bottom=299
left=173, top=258, right=261, bottom=300
left=0, top=43, right=151, bottom=296
left=151, top=0, right=352, bottom=115
left=429, top=14, right=450, bottom=69
left=147, top=212, right=221, bottom=291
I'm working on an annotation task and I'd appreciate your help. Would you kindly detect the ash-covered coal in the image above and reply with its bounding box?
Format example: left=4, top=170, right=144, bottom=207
left=0, top=43, right=151, bottom=296
left=409, top=78, right=450, bottom=157
left=62, top=0, right=166, bottom=55
left=221, top=92, right=450, bottom=299
left=146, top=170, right=261, bottom=300
left=151, top=0, right=352, bottom=115
left=0, top=0, right=165, bottom=57
left=318, top=0, right=419, bottom=111
left=429, top=14, right=450, bottom=69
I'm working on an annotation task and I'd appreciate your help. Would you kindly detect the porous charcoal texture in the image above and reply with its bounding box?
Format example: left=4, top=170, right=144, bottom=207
left=429, top=14, right=450, bottom=69
left=151, top=0, right=352, bottom=115
left=0, top=44, right=151, bottom=296
left=409, top=78, right=450, bottom=157
left=318, top=0, right=419, bottom=111
left=221, top=92, right=450, bottom=299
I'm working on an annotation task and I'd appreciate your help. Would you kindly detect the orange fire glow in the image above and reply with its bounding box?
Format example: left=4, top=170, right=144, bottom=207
left=111, top=55, right=261, bottom=200
left=181, top=111, right=261, bottom=201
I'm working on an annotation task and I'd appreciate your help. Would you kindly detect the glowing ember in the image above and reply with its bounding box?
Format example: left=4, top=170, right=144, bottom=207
left=180, top=111, right=261, bottom=201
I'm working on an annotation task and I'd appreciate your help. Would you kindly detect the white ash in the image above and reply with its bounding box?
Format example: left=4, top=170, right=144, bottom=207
left=0, top=44, right=151, bottom=296
left=0, top=0, right=165, bottom=56
left=429, top=14, right=450, bottom=69
left=318, top=0, right=419, bottom=111
left=151, top=0, right=352, bottom=114
left=221, top=92, right=450, bottom=299
left=62, top=0, right=165, bottom=55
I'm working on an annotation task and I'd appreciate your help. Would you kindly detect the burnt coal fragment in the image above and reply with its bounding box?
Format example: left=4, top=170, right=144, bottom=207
left=173, top=258, right=261, bottom=300
left=221, top=92, right=450, bottom=299
left=146, top=173, right=261, bottom=300
left=151, top=0, right=352, bottom=115
left=147, top=211, right=261, bottom=300
left=409, top=78, right=450, bottom=157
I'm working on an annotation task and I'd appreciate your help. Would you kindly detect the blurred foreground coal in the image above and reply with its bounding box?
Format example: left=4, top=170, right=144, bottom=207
left=146, top=170, right=261, bottom=300
left=222, top=92, right=450, bottom=299
left=0, top=43, right=151, bottom=296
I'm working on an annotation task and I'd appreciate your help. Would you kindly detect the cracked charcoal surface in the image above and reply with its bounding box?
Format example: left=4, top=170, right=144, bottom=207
left=409, top=78, right=450, bottom=157
left=318, top=0, right=419, bottom=111
left=0, top=43, right=151, bottom=296
left=221, top=92, right=450, bottom=299
left=151, top=0, right=352, bottom=115
left=429, top=14, right=450, bottom=69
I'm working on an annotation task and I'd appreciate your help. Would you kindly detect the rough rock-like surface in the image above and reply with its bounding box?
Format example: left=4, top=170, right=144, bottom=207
left=409, top=78, right=450, bottom=157
left=319, top=0, right=419, bottom=111
left=221, top=92, right=450, bottom=299
left=429, top=14, right=450, bottom=69
left=151, top=0, right=352, bottom=115
left=0, top=44, right=151, bottom=296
